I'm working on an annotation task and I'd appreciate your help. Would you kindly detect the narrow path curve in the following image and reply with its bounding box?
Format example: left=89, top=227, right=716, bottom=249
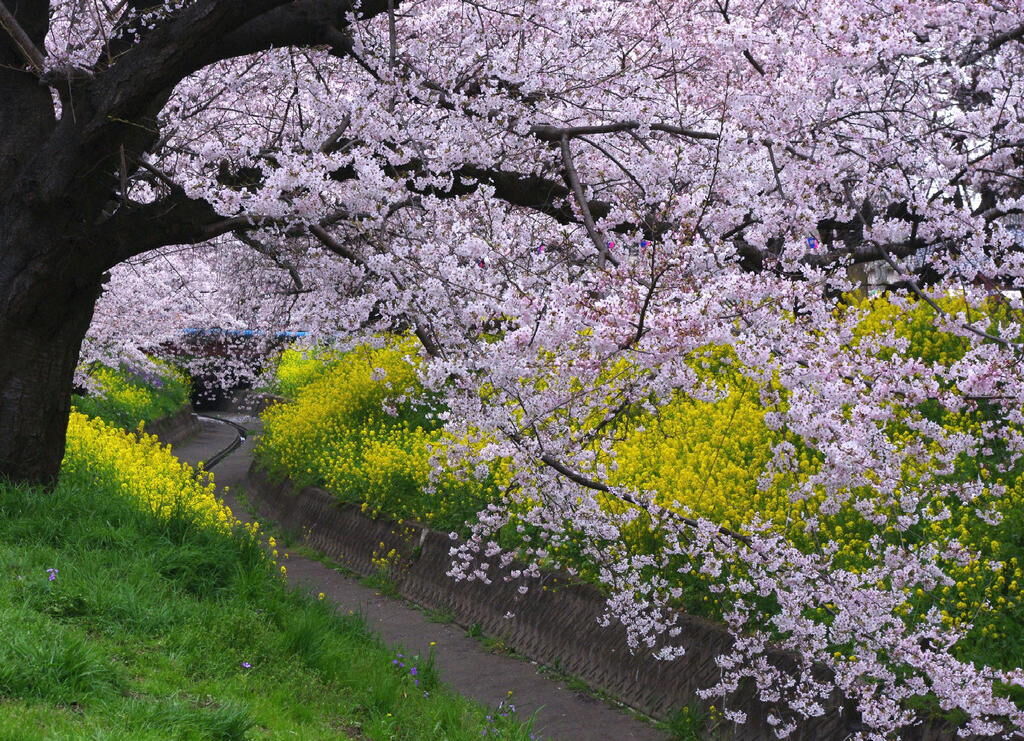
left=171, top=414, right=670, bottom=741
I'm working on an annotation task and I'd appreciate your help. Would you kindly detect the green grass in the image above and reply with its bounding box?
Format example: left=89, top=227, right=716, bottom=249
left=0, top=477, right=536, bottom=740
left=658, top=703, right=720, bottom=741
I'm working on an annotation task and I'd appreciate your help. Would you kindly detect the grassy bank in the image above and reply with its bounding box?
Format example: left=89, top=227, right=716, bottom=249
left=0, top=414, right=533, bottom=740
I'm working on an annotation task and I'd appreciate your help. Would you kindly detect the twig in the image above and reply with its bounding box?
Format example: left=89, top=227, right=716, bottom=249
left=536, top=452, right=751, bottom=544
left=620, top=268, right=663, bottom=350
left=235, top=231, right=305, bottom=294
left=0, top=0, right=45, bottom=74
left=560, top=135, right=618, bottom=269
left=308, top=224, right=443, bottom=358
left=878, top=245, right=1019, bottom=349
left=578, top=135, right=646, bottom=194
left=765, top=141, right=785, bottom=197
left=119, top=144, right=129, bottom=202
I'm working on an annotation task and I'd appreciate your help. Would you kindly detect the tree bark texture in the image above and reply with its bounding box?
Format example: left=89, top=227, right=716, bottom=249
left=0, top=224, right=104, bottom=487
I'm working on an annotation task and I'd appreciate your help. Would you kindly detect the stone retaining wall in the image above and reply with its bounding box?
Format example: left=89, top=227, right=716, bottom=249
left=245, top=463, right=968, bottom=741
left=145, top=404, right=199, bottom=444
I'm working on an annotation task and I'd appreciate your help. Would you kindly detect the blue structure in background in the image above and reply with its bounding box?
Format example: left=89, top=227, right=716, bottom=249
left=182, top=328, right=311, bottom=339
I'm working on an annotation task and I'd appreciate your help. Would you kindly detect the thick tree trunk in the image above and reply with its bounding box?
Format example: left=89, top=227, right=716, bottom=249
left=0, top=0, right=105, bottom=488
left=0, top=231, right=104, bottom=488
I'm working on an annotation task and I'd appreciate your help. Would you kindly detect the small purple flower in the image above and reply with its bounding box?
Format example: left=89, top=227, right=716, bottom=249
left=46, top=568, right=58, bottom=582
left=409, top=667, right=418, bottom=676
left=240, top=661, right=252, bottom=669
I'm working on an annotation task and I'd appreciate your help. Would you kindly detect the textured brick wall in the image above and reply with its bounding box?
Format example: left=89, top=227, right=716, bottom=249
left=245, top=463, right=970, bottom=741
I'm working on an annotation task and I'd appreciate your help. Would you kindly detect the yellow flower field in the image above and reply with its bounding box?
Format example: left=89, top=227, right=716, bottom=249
left=257, top=298, right=1024, bottom=668
left=62, top=412, right=243, bottom=535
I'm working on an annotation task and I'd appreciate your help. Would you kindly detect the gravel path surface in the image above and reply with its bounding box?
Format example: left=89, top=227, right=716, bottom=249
left=171, top=414, right=668, bottom=741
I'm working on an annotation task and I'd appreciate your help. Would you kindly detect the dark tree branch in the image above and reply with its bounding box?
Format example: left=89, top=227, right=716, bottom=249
left=326, top=149, right=619, bottom=228
left=320, top=114, right=352, bottom=154
left=532, top=121, right=719, bottom=142
left=386, top=0, right=397, bottom=67
left=743, top=49, right=765, bottom=76
left=31, top=0, right=398, bottom=269
left=84, top=0, right=298, bottom=132
left=0, top=0, right=45, bottom=74
left=191, top=0, right=390, bottom=67
left=308, top=223, right=363, bottom=265
left=97, top=190, right=245, bottom=266
left=105, top=149, right=976, bottom=301
left=962, top=23, right=1024, bottom=65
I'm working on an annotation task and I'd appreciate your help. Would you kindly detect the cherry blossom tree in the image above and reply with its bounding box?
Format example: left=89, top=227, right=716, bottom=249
left=2, top=0, right=1024, bottom=735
